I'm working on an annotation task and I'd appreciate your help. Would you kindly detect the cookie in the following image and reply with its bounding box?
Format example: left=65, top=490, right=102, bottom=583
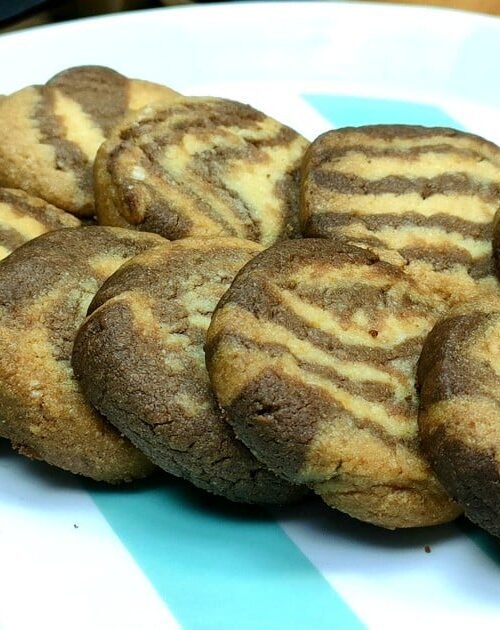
left=0, top=187, right=80, bottom=260
left=94, top=97, right=309, bottom=245
left=206, top=238, right=461, bottom=527
left=0, top=65, right=179, bottom=217
left=418, top=296, right=500, bottom=538
left=72, top=238, right=303, bottom=503
left=493, top=208, right=500, bottom=278
left=0, top=226, right=166, bottom=482
left=301, top=125, right=500, bottom=301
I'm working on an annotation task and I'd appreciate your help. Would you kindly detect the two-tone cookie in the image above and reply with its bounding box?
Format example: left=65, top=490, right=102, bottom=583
left=206, top=238, right=461, bottom=527
left=0, top=187, right=80, bottom=260
left=0, top=66, right=179, bottom=216
left=72, top=238, right=302, bottom=503
left=418, top=296, right=500, bottom=538
left=301, top=125, right=500, bottom=301
left=0, top=226, right=165, bottom=482
left=94, top=97, right=309, bottom=245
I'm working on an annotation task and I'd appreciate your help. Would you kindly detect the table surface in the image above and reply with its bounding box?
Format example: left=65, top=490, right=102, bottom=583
left=162, top=1, right=500, bottom=15
left=1, top=0, right=499, bottom=34
left=370, top=0, right=499, bottom=15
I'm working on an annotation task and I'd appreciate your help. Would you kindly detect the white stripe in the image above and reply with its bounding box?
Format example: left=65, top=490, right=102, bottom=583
left=187, top=82, right=336, bottom=140
left=275, top=500, right=500, bottom=629
left=439, top=98, right=500, bottom=146
left=0, top=444, right=179, bottom=630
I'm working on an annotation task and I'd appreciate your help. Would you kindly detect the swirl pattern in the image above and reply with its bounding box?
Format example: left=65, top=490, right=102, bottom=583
left=0, top=187, right=80, bottom=260
left=206, top=238, right=462, bottom=527
left=0, top=226, right=166, bottom=482
left=418, top=296, right=500, bottom=538
left=73, top=237, right=303, bottom=503
left=95, top=97, right=309, bottom=245
left=0, top=66, right=178, bottom=216
left=301, top=125, right=500, bottom=301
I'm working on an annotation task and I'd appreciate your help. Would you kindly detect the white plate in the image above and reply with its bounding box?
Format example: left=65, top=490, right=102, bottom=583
left=0, top=3, right=499, bottom=629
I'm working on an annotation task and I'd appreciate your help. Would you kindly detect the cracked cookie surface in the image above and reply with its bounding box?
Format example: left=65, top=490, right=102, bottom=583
left=301, top=125, right=500, bottom=302
left=94, top=97, right=309, bottom=245
left=0, top=187, right=80, bottom=260
left=0, top=66, right=178, bottom=217
left=206, top=238, right=461, bottom=527
left=0, top=226, right=166, bottom=482
left=418, top=296, right=500, bottom=538
left=72, top=237, right=303, bottom=503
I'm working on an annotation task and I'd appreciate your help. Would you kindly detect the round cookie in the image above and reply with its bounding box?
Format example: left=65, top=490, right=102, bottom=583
left=94, top=97, right=309, bottom=245
left=0, top=187, right=80, bottom=260
left=206, top=238, right=461, bottom=527
left=418, top=296, right=500, bottom=538
left=0, top=226, right=166, bottom=482
left=493, top=208, right=500, bottom=278
left=300, top=125, right=500, bottom=302
left=0, top=65, right=179, bottom=217
left=72, top=238, right=303, bottom=503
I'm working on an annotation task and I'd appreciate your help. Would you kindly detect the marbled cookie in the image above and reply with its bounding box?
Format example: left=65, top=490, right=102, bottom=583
left=0, top=66, right=179, bottom=217
left=0, top=187, right=80, bottom=260
left=206, top=239, right=461, bottom=527
left=73, top=238, right=302, bottom=503
left=418, top=296, right=500, bottom=538
left=0, top=226, right=166, bottom=482
left=94, top=97, right=309, bottom=245
left=301, top=125, right=500, bottom=301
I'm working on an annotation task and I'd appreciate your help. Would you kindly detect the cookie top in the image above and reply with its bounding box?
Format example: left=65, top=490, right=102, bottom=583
left=0, top=187, right=80, bottom=260
left=94, top=97, right=309, bottom=245
left=0, top=66, right=179, bottom=217
left=494, top=208, right=500, bottom=278
left=418, top=296, right=500, bottom=537
left=206, top=238, right=461, bottom=527
left=0, top=226, right=166, bottom=482
left=301, top=125, right=500, bottom=302
left=72, top=238, right=303, bottom=503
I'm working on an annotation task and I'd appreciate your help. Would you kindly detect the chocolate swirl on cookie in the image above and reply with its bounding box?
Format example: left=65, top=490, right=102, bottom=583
left=73, top=238, right=303, bottom=503
left=418, top=296, right=500, bottom=538
left=206, top=238, right=461, bottom=528
left=0, top=226, right=166, bottom=482
left=0, top=66, right=178, bottom=216
left=94, top=97, right=309, bottom=245
left=301, top=125, right=500, bottom=301
left=0, top=187, right=80, bottom=260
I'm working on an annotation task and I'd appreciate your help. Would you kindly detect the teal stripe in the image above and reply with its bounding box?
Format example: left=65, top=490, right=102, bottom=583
left=469, top=529, right=500, bottom=566
left=89, top=477, right=364, bottom=630
left=457, top=518, right=500, bottom=566
left=302, top=93, right=465, bottom=129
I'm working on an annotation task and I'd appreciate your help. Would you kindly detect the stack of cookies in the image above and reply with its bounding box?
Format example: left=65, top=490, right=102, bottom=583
left=0, top=66, right=498, bottom=539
